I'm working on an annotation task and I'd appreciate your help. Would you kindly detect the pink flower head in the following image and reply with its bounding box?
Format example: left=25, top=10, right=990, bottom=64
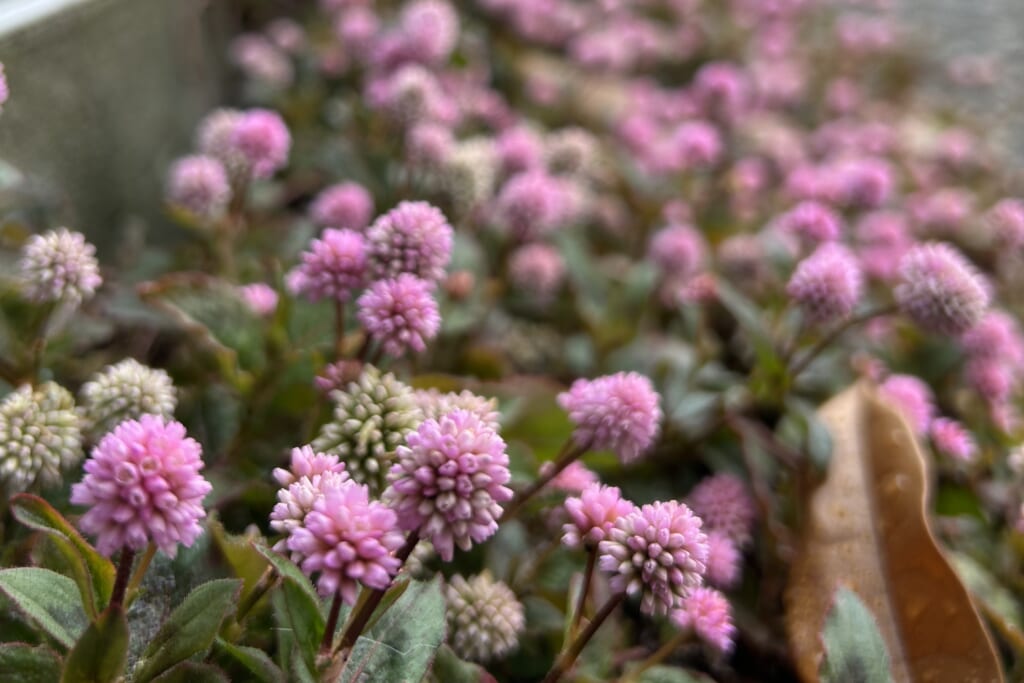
left=986, top=199, right=1024, bottom=249
left=829, top=157, right=894, bottom=210
left=230, top=34, right=293, bottom=88
left=286, top=228, right=367, bottom=303
left=357, top=274, right=441, bottom=358
left=229, top=109, right=291, bottom=179
left=495, top=171, right=569, bottom=241
left=197, top=108, right=244, bottom=167
left=286, top=479, right=403, bottom=601
left=368, top=64, right=446, bottom=125
left=166, top=155, right=231, bottom=219
left=335, top=7, right=380, bottom=56
left=705, top=531, right=741, bottom=590
left=895, top=242, right=990, bottom=336
left=775, top=201, right=842, bottom=247
left=930, top=418, right=977, bottom=463
left=397, top=0, right=459, bottom=64
left=854, top=211, right=912, bottom=281
left=687, top=474, right=756, bottom=548
left=961, top=311, right=1024, bottom=366
left=270, top=448, right=350, bottom=552
left=238, top=283, right=279, bottom=317
left=558, top=372, right=662, bottom=464
left=909, top=188, right=975, bottom=235
left=406, top=122, right=454, bottom=168
left=786, top=243, right=863, bottom=323
left=310, top=182, right=374, bottom=231
left=509, top=243, right=565, bottom=300
left=384, top=410, right=512, bottom=561
left=496, top=125, right=545, bottom=175
left=878, top=374, right=935, bottom=435
left=366, top=201, right=453, bottom=284
left=598, top=500, right=708, bottom=616
left=693, top=61, right=749, bottom=119
left=671, top=587, right=736, bottom=654
left=648, top=224, right=708, bottom=281
left=541, top=460, right=598, bottom=493
left=273, top=445, right=347, bottom=488
left=562, top=484, right=636, bottom=550
left=71, top=415, right=212, bottom=557
left=667, top=121, right=722, bottom=170
left=965, top=358, right=1017, bottom=406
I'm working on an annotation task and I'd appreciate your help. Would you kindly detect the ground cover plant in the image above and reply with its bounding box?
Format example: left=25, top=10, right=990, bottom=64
left=0, top=0, right=1022, bottom=681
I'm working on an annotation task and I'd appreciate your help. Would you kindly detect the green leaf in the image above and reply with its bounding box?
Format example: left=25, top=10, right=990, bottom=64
left=714, top=280, right=781, bottom=371
left=339, top=577, right=447, bottom=683
left=429, top=645, right=497, bottom=683
left=0, top=643, right=62, bottom=683
left=150, top=662, right=230, bottom=683
left=277, top=576, right=326, bottom=679
left=0, top=568, right=88, bottom=650
left=133, top=578, right=242, bottom=683
left=819, top=587, right=894, bottom=683
left=10, top=494, right=115, bottom=618
left=253, top=543, right=323, bottom=610
left=60, top=606, right=129, bottom=683
left=209, top=519, right=269, bottom=600
left=214, top=639, right=286, bottom=683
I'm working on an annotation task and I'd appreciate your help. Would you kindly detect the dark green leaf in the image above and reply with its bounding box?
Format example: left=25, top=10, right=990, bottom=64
left=10, top=493, right=115, bottom=618
left=273, top=575, right=326, bottom=679
left=339, top=577, right=447, bottom=683
left=0, top=643, right=62, bottom=683
left=209, top=519, right=269, bottom=600
left=214, top=638, right=286, bottom=683
left=253, top=543, right=322, bottom=609
left=429, top=645, right=497, bottom=683
left=60, top=606, right=129, bottom=683
left=150, top=662, right=230, bottom=683
left=819, top=588, right=894, bottom=683
left=0, top=568, right=87, bottom=650
left=133, top=578, right=242, bottom=683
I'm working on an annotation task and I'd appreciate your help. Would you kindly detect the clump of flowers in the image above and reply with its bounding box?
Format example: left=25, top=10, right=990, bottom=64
left=895, top=242, right=990, bottom=336
left=78, top=359, right=177, bottom=439
left=878, top=374, right=935, bottom=436
left=509, top=243, right=565, bottom=302
left=704, top=531, right=742, bottom=590
left=671, top=587, right=736, bottom=654
left=930, top=418, right=977, bottom=463
left=287, top=478, right=404, bottom=601
left=357, top=274, right=441, bottom=358
left=18, top=228, right=102, bottom=307
left=71, top=415, right=211, bottom=557
left=562, top=483, right=635, bottom=550
left=787, top=244, right=863, bottom=323
left=0, top=383, right=82, bottom=492
left=166, top=155, right=232, bottom=220
left=286, top=228, right=368, bottom=303
left=366, top=200, right=453, bottom=283
left=598, top=500, right=708, bottom=616
left=269, top=446, right=350, bottom=555
left=445, top=572, right=526, bottom=663
left=384, top=410, right=512, bottom=561
left=558, top=372, right=662, bottom=464
left=228, top=108, right=291, bottom=179
left=310, top=182, right=374, bottom=231
left=311, top=365, right=422, bottom=491
left=238, top=283, right=279, bottom=317
left=686, top=474, right=756, bottom=548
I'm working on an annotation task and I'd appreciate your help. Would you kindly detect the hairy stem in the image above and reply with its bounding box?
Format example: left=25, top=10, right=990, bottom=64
left=109, top=546, right=136, bottom=611
left=542, top=592, right=625, bottom=683
left=320, top=590, right=345, bottom=655
left=570, top=547, right=597, bottom=637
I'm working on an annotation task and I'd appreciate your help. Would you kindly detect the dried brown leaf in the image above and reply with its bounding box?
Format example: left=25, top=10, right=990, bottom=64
left=785, top=383, right=1003, bottom=683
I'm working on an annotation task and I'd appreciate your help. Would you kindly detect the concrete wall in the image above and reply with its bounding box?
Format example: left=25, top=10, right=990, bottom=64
left=0, top=0, right=228, bottom=253
left=894, top=0, right=1024, bottom=162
